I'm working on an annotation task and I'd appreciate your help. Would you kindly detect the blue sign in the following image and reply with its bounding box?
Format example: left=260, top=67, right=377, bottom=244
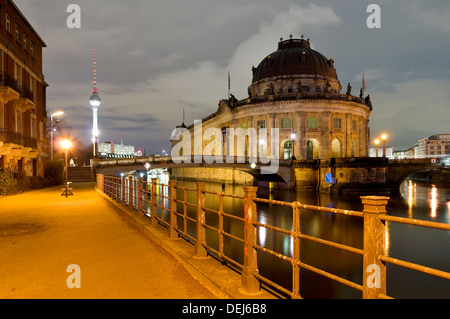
left=325, top=173, right=333, bottom=183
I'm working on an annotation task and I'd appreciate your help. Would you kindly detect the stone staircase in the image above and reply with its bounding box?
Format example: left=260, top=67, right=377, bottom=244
left=67, top=166, right=93, bottom=182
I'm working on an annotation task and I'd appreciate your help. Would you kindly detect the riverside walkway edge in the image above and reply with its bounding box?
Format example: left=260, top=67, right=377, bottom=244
left=95, top=188, right=276, bottom=300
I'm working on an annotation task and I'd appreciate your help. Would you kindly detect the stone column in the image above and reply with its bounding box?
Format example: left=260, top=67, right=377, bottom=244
left=321, top=111, right=331, bottom=158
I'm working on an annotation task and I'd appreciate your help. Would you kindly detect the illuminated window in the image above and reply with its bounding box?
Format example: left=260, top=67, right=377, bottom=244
left=333, top=118, right=341, bottom=129
left=23, top=33, right=27, bottom=50
left=257, top=120, right=265, bottom=129
left=281, top=118, right=291, bottom=129
left=15, top=24, right=20, bottom=42
left=5, top=13, right=10, bottom=33
left=307, top=117, right=318, bottom=129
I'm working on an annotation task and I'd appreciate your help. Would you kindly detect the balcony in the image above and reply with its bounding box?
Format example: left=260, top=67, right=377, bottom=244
left=0, top=129, right=37, bottom=149
left=18, top=86, right=35, bottom=102
left=0, top=72, right=20, bottom=104
left=0, top=72, right=18, bottom=90
left=13, top=86, right=36, bottom=112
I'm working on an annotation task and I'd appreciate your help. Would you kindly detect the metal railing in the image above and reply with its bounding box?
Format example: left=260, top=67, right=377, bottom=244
left=0, top=72, right=18, bottom=90
left=99, top=174, right=450, bottom=299
left=0, top=129, right=37, bottom=148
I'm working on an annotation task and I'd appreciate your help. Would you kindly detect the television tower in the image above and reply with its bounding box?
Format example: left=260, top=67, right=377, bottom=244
left=89, top=49, right=101, bottom=157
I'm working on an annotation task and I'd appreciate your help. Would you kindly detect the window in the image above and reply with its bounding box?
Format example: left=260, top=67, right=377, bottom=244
left=333, top=118, right=341, bottom=129
left=30, top=41, right=34, bottom=58
left=281, top=118, right=291, bottom=129
left=5, top=13, right=10, bottom=33
left=30, top=115, right=36, bottom=138
left=15, top=110, right=21, bottom=133
left=257, top=120, right=265, bottom=129
left=352, top=120, right=357, bottom=130
left=430, top=146, right=434, bottom=150
left=307, top=117, right=318, bottom=129
left=241, top=122, right=247, bottom=131
left=23, top=33, right=27, bottom=50
left=15, top=24, right=20, bottom=42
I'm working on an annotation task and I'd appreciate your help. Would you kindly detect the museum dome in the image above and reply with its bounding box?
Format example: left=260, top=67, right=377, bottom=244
left=251, top=36, right=338, bottom=84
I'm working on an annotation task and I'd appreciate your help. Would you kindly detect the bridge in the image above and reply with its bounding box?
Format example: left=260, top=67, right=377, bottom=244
left=92, top=155, right=449, bottom=194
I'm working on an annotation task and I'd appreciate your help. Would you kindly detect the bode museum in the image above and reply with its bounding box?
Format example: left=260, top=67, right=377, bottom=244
left=171, top=35, right=376, bottom=191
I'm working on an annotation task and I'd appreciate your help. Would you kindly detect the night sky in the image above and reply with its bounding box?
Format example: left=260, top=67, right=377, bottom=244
left=15, top=0, right=450, bottom=154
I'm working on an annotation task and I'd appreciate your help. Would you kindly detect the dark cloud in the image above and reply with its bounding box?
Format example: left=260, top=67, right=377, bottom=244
left=14, top=0, right=450, bottom=153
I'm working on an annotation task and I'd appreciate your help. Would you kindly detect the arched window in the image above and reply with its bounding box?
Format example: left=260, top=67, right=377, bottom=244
left=283, top=141, right=292, bottom=160
left=331, top=139, right=342, bottom=158
left=306, top=139, right=319, bottom=160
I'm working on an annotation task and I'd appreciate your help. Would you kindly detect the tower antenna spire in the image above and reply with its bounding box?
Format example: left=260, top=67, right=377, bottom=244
left=89, top=49, right=102, bottom=157
left=92, top=49, right=98, bottom=93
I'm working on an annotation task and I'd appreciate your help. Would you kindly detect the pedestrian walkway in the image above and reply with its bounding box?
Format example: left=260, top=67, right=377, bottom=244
left=0, top=182, right=215, bottom=299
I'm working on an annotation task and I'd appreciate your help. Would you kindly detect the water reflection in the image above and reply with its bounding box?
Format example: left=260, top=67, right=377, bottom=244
left=429, top=185, right=438, bottom=218
left=139, top=172, right=449, bottom=298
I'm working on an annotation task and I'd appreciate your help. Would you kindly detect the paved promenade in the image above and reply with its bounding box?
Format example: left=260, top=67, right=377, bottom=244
left=0, top=182, right=214, bottom=299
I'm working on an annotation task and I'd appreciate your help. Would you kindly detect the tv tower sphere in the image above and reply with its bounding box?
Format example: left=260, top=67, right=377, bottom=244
left=89, top=92, right=101, bottom=109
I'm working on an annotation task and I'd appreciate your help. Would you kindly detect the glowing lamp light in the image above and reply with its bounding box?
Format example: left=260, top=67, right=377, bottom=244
left=290, top=133, right=296, bottom=140
left=51, top=111, right=64, bottom=117
left=381, top=133, right=388, bottom=141
left=144, top=163, right=151, bottom=170
left=374, top=139, right=380, bottom=145
left=60, top=139, right=72, bottom=150
left=250, top=163, right=256, bottom=169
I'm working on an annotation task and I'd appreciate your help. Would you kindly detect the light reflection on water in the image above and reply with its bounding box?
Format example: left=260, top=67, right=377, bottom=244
left=145, top=173, right=450, bottom=299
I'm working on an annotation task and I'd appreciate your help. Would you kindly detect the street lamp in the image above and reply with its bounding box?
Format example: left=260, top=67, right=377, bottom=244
left=374, top=139, right=380, bottom=157
left=50, top=111, right=64, bottom=160
left=290, top=132, right=296, bottom=160
left=61, top=139, right=72, bottom=197
left=381, top=133, right=388, bottom=158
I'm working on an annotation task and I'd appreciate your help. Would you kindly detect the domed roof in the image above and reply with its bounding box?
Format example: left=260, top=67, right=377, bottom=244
left=251, top=36, right=338, bottom=83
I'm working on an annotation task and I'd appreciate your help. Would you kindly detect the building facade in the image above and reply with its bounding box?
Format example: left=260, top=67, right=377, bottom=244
left=0, top=0, right=47, bottom=176
left=99, top=140, right=137, bottom=156
left=414, top=134, right=450, bottom=158
left=172, top=36, right=372, bottom=162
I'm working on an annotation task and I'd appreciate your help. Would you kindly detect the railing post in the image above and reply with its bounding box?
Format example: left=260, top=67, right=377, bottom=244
left=121, top=175, right=126, bottom=204
left=104, top=175, right=109, bottom=195
left=151, top=178, right=158, bottom=225
left=169, top=179, right=178, bottom=239
left=114, top=176, right=118, bottom=200
left=361, top=196, right=389, bottom=299
left=195, top=182, right=207, bottom=258
left=292, top=202, right=301, bottom=299
left=128, top=175, right=133, bottom=206
left=241, top=186, right=260, bottom=295
left=138, top=177, right=143, bottom=213
left=107, top=175, right=111, bottom=196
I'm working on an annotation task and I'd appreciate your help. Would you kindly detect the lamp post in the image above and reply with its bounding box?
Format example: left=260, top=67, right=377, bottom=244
left=374, top=139, right=380, bottom=157
left=290, top=132, right=296, bottom=160
left=50, top=111, right=64, bottom=160
left=61, top=139, right=72, bottom=197
left=381, top=133, right=388, bottom=158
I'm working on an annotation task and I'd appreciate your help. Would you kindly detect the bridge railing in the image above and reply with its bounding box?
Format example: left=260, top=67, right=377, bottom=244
left=99, top=174, right=450, bottom=299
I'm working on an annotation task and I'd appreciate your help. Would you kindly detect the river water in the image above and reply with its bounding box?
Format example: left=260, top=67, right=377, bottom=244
left=150, top=173, right=450, bottom=299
